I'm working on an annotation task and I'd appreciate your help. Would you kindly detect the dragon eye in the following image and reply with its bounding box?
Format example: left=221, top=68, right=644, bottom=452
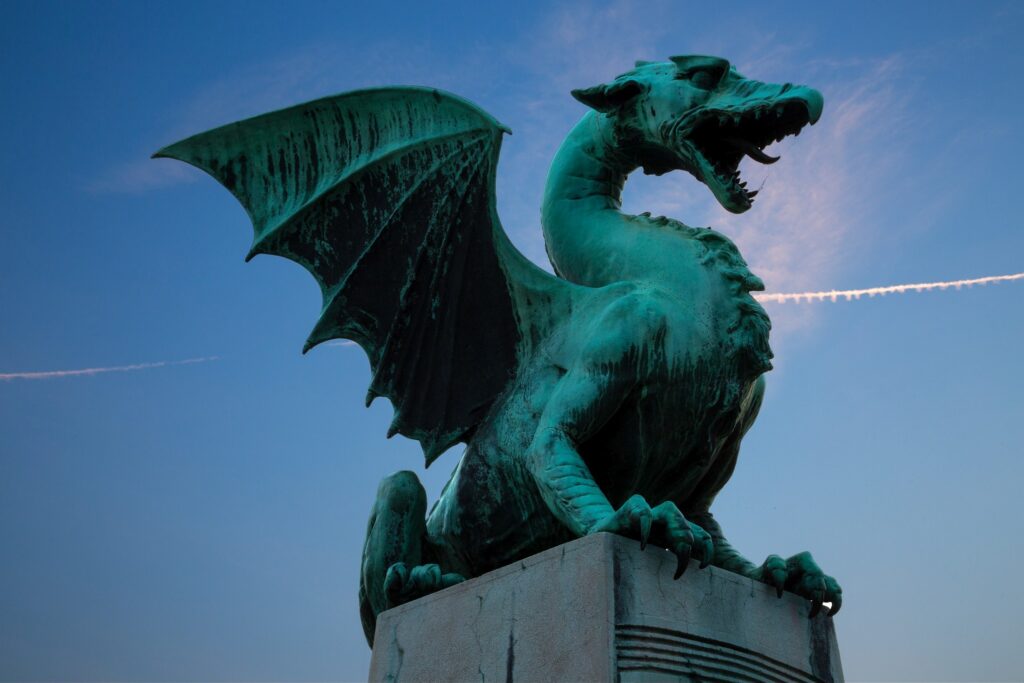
left=688, top=69, right=715, bottom=90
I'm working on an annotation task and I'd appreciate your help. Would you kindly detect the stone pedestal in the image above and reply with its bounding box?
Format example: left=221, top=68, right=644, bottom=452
left=369, top=533, right=843, bottom=682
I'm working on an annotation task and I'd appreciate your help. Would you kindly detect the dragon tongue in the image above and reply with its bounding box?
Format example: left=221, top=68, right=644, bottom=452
left=722, top=136, right=780, bottom=165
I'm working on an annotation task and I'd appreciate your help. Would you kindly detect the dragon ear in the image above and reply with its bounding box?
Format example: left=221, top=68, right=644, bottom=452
left=571, top=78, right=645, bottom=113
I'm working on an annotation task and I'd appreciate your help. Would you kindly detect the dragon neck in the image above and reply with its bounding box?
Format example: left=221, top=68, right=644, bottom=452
left=540, top=112, right=775, bottom=376
left=541, top=112, right=699, bottom=289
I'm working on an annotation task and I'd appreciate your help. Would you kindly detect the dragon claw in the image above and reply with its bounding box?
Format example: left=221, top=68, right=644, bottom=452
left=590, top=498, right=713, bottom=580
left=759, top=554, right=788, bottom=598
left=383, top=562, right=465, bottom=608
left=673, top=547, right=691, bottom=580
left=698, top=534, right=714, bottom=569
left=808, top=579, right=826, bottom=618
left=828, top=591, right=843, bottom=617
left=639, top=513, right=652, bottom=550
left=758, top=551, right=842, bottom=618
left=383, top=562, right=410, bottom=607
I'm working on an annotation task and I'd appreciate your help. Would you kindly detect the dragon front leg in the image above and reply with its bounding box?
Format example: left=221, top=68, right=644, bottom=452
left=690, top=511, right=842, bottom=617
left=687, top=377, right=842, bottom=617
left=525, top=295, right=714, bottom=577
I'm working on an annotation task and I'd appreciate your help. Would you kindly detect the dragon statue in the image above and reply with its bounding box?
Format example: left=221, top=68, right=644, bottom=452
left=156, top=55, right=842, bottom=646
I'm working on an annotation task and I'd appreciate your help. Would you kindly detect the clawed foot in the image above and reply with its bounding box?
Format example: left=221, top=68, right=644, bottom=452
left=757, top=551, right=842, bottom=617
left=384, top=562, right=465, bottom=608
left=590, top=494, right=714, bottom=579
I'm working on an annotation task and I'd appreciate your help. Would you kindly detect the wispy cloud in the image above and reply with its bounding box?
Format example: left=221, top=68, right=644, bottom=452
left=756, top=272, right=1024, bottom=303
left=92, top=48, right=347, bottom=195
left=622, top=55, right=910, bottom=345
left=638, top=57, right=905, bottom=292
left=94, top=40, right=488, bottom=196
left=0, top=356, right=219, bottom=382
left=97, top=2, right=941, bottom=346
left=490, top=2, right=918, bottom=348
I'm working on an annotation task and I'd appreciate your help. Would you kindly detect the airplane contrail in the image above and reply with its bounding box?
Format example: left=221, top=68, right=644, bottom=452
left=754, top=272, right=1024, bottom=304
left=0, top=356, right=219, bottom=382
left=4, top=272, right=1020, bottom=381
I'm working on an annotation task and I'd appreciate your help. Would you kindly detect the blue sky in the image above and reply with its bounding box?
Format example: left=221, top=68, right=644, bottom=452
left=1, top=1, right=1022, bottom=681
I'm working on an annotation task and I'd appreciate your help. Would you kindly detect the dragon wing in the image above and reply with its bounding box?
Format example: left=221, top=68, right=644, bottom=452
left=155, top=87, right=576, bottom=465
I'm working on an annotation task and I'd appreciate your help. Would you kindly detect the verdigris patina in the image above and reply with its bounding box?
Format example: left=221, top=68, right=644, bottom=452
left=155, top=55, right=842, bottom=647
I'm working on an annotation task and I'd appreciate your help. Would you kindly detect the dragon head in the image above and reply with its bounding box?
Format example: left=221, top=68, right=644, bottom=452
left=572, top=56, right=823, bottom=214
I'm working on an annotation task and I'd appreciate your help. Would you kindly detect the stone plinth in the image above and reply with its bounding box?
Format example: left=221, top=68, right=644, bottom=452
left=369, top=533, right=843, bottom=682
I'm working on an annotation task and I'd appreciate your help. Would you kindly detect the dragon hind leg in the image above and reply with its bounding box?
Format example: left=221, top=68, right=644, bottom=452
left=358, top=470, right=464, bottom=646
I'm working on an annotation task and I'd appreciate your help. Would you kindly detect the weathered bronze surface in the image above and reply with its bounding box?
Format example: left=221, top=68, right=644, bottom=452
left=156, top=55, right=841, bottom=647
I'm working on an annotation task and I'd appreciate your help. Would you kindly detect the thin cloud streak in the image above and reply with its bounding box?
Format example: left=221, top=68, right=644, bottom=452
left=0, top=356, right=219, bottom=382
left=95, top=41, right=486, bottom=196
left=756, top=272, right=1024, bottom=303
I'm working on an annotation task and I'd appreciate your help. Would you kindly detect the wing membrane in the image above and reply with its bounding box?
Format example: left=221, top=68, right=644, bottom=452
left=155, top=87, right=574, bottom=463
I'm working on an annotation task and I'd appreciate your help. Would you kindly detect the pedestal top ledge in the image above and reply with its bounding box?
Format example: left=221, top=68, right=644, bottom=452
left=369, top=532, right=843, bottom=682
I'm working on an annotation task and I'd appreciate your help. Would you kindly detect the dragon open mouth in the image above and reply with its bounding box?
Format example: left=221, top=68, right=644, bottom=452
left=688, top=98, right=816, bottom=213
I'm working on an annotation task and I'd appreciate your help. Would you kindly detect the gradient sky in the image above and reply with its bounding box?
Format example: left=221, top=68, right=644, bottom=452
left=2, top=2, right=1023, bottom=681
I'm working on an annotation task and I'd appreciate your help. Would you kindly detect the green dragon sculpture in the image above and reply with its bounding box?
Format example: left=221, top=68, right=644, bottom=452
left=156, top=55, right=842, bottom=647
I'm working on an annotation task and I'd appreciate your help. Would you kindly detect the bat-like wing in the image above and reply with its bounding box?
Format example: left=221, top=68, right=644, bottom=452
left=155, top=87, right=575, bottom=465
